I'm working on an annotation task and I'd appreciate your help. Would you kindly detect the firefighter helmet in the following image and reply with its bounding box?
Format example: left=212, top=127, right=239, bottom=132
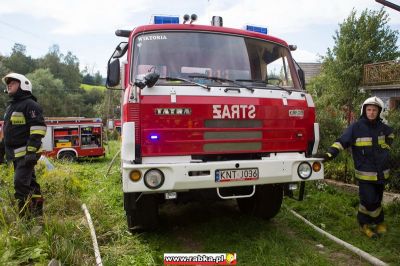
left=361, top=96, right=384, bottom=117
left=2, top=73, right=32, bottom=92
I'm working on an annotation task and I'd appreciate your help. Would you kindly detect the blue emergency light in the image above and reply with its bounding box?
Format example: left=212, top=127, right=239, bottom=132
left=150, top=134, right=160, bottom=140
left=246, top=25, right=268, bottom=34
left=153, top=15, right=179, bottom=24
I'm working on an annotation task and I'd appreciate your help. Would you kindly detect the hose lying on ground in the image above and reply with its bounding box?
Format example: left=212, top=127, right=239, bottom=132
left=289, top=208, right=387, bottom=266
left=82, top=203, right=103, bottom=266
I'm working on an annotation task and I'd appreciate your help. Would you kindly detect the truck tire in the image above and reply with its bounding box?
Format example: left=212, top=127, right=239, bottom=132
left=236, top=184, right=283, bottom=219
left=125, top=193, right=159, bottom=233
left=58, top=151, right=76, bottom=161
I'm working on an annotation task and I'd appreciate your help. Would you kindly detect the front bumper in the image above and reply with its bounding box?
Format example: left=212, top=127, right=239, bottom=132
left=122, top=153, right=324, bottom=193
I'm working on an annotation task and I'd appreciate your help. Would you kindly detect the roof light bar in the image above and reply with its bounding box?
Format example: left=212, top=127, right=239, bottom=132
left=246, top=25, right=268, bottom=34
left=153, top=15, right=179, bottom=24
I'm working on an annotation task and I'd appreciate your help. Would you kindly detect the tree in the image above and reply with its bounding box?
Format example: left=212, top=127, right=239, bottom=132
left=37, top=45, right=82, bottom=91
left=318, top=8, right=400, bottom=124
left=2, top=43, right=36, bottom=75
left=27, top=68, right=66, bottom=116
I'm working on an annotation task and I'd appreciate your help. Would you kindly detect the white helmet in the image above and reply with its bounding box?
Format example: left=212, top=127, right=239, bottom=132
left=361, top=96, right=384, bottom=117
left=2, top=73, right=32, bottom=92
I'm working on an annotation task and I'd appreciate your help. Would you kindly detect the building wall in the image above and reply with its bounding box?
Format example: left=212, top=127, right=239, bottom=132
left=370, top=89, right=400, bottom=110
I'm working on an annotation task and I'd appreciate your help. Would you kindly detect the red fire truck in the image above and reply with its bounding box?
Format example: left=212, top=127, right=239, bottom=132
left=0, top=121, right=3, bottom=141
left=106, top=15, right=324, bottom=232
left=42, top=117, right=105, bottom=160
left=107, top=118, right=122, bottom=134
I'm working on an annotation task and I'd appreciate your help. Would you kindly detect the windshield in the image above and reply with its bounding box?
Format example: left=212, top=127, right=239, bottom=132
left=131, top=31, right=301, bottom=90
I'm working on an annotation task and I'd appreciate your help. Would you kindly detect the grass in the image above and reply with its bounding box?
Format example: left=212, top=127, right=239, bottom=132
left=1, top=141, right=399, bottom=265
left=80, top=83, right=106, bottom=91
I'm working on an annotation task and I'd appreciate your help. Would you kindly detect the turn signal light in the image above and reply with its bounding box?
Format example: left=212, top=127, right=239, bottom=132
left=129, top=170, right=142, bottom=182
left=312, top=161, right=322, bottom=172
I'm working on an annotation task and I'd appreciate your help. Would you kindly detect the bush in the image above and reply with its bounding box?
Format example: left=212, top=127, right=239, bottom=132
left=386, top=110, right=400, bottom=192
left=316, top=105, right=347, bottom=152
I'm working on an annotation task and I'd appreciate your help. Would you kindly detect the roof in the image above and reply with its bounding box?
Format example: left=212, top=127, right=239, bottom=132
left=298, top=62, right=322, bottom=83
left=131, top=24, right=288, bottom=47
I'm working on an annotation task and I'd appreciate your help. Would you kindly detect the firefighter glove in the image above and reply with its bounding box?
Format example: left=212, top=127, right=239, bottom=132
left=316, top=153, right=333, bottom=162
left=24, top=153, right=38, bottom=166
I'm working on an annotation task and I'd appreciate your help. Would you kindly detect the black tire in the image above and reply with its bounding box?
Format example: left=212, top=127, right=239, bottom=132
left=58, top=151, right=76, bottom=161
left=125, top=193, right=159, bottom=233
left=237, top=184, right=283, bottom=219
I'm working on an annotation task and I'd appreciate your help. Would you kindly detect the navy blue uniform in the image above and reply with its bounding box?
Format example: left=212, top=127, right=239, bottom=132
left=2, top=92, right=46, bottom=216
left=327, top=116, right=394, bottom=225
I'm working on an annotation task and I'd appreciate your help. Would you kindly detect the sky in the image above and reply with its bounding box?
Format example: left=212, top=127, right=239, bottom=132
left=0, top=0, right=399, bottom=76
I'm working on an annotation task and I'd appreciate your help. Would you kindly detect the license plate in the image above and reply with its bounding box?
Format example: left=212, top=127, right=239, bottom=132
left=215, top=168, right=259, bottom=182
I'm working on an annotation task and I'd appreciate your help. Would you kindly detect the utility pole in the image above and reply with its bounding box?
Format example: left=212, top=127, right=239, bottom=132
left=375, top=0, right=400, bottom=12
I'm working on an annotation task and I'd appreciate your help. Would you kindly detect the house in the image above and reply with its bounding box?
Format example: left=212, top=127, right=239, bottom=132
left=361, top=60, right=400, bottom=110
left=297, top=62, right=322, bottom=84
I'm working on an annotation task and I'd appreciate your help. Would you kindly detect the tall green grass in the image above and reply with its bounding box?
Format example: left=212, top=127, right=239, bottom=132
left=1, top=142, right=399, bottom=265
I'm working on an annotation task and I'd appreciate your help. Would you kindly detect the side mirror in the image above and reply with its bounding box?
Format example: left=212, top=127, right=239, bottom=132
left=298, top=68, right=306, bottom=90
left=106, top=42, right=128, bottom=89
left=106, top=58, right=120, bottom=88
left=145, top=72, right=160, bottom=88
left=134, top=72, right=160, bottom=89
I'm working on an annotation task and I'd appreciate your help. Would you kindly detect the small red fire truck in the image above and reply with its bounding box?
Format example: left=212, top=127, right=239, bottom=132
left=106, top=15, right=324, bottom=232
left=42, top=117, right=105, bottom=160
left=107, top=118, right=122, bottom=134
left=0, top=120, right=3, bottom=141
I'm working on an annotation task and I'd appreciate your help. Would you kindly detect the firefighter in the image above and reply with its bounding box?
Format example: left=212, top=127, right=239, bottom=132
left=321, top=96, right=394, bottom=238
left=1, top=73, right=47, bottom=218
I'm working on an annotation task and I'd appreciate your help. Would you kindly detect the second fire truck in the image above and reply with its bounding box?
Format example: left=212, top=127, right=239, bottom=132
left=42, top=117, right=105, bottom=160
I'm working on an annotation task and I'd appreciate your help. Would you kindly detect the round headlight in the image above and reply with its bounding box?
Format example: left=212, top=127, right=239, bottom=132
left=144, top=169, right=165, bottom=189
left=297, top=162, right=312, bottom=179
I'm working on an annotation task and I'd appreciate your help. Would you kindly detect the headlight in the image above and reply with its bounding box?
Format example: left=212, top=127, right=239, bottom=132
left=144, top=169, right=165, bottom=189
left=297, top=162, right=312, bottom=179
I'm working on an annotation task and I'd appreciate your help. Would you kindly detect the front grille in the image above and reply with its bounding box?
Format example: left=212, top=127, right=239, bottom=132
left=205, top=119, right=262, bottom=128
left=204, top=142, right=262, bottom=152
left=203, top=119, right=262, bottom=152
left=204, top=131, right=262, bottom=140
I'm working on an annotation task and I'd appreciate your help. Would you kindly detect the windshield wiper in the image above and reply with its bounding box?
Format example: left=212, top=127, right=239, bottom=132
left=189, top=75, right=254, bottom=93
left=164, top=76, right=210, bottom=91
left=235, top=79, right=292, bottom=94
left=235, top=79, right=265, bottom=83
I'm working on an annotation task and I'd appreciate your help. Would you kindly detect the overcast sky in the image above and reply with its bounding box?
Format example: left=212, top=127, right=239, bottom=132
left=0, top=0, right=399, bottom=76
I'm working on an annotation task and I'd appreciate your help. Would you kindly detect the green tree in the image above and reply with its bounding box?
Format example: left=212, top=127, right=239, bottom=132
left=27, top=68, right=67, bottom=116
left=317, top=8, right=400, bottom=125
left=37, top=45, right=82, bottom=91
left=2, top=43, right=36, bottom=75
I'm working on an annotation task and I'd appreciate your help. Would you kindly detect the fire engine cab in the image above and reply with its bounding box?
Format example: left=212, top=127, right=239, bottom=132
left=107, top=14, right=324, bottom=232
left=42, top=117, right=105, bottom=160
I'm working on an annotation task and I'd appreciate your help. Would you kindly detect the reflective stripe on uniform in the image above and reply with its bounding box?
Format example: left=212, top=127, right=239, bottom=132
left=27, top=146, right=43, bottom=154
left=383, top=169, right=390, bottom=179
left=331, top=142, right=344, bottom=150
left=354, top=137, right=372, bottom=147
left=388, top=133, right=394, bottom=139
left=358, top=204, right=382, bottom=218
left=14, top=146, right=27, bottom=157
left=27, top=146, right=37, bottom=152
left=378, top=135, right=390, bottom=149
left=10, top=112, right=26, bottom=125
left=30, top=126, right=47, bottom=136
left=355, top=169, right=390, bottom=181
